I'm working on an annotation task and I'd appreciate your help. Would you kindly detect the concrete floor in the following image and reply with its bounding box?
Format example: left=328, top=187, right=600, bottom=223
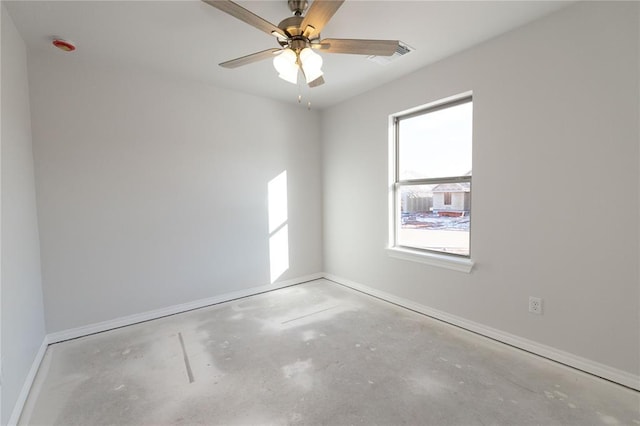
left=20, top=279, right=640, bottom=425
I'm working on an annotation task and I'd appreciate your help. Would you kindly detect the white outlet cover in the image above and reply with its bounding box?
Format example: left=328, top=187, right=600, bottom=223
left=529, top=297, right=543, bottom=314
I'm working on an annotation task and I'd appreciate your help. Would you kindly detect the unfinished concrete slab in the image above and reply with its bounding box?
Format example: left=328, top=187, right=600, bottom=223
left=20, top=279, right=640, bottom=425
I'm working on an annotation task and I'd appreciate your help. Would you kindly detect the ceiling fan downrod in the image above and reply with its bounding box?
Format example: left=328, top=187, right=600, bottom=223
left=288, top=0, right=308, bottom=16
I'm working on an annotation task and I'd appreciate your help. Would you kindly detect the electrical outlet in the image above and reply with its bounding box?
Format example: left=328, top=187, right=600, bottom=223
left=529, top=297, right=543, bottom=315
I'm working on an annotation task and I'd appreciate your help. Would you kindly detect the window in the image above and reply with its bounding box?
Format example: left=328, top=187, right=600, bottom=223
left=390, top=95, right=473, bottom=261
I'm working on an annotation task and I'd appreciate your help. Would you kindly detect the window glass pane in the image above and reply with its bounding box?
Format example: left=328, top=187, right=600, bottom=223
left=398, top=101, right=472, bottom=180
left=398, top=184, right=470, bottom=256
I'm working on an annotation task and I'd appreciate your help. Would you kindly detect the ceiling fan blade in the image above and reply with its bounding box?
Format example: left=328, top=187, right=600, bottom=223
left=308, top=76, right=325, bottom=88
left=220, top=48, right=281, bottom=68
left=201, top=0, right=287, bottom=38
left=318, top=38, right=399, bottom=56
left=300, top=0, right=345, bottom=37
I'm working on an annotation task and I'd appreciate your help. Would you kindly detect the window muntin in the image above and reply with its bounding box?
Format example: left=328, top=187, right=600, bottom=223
left=393, top=97, right=472, bottom=258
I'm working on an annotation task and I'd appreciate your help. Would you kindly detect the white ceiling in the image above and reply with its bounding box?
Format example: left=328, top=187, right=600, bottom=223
left=5, top=0, right=573, bottom=109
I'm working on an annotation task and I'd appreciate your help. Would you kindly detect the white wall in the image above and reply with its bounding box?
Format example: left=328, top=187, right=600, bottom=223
left=1, top=5, right=47, bottom=425
left=322, top=1, right=639, bottom=378
left=27, top=51, right=323, bottom=333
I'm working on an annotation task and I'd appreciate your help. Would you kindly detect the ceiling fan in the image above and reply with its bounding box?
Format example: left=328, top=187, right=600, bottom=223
left=201, top=0, right=400, bottom=87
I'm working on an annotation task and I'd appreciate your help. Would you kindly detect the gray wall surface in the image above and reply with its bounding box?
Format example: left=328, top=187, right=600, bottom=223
left=27, top=52, right=323, bottom=333
left=322, top=1, right=639, bottom=377
left=1, top=5, right=47, bottom=425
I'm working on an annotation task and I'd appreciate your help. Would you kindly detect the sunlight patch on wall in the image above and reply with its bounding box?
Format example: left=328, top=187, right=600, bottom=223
left=269, top=225, right=289, bottom=283
left=268, top=171, right=289, bottom=283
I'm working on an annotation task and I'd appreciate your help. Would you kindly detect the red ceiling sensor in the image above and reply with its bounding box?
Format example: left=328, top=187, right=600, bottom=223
left=52, top=39, right=76, bottom=52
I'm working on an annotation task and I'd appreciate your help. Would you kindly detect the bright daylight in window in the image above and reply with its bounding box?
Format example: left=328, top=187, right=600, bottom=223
left=392, top=96, right=472, bottom=258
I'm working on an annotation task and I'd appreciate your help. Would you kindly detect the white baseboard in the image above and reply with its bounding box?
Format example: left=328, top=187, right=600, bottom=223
left=11, top=273, right=323, bottom=425
left=48, top=273, right=324, bottom=344
left=8, top=337, right=48, bottom=426
left=324, top=273, right=640, bottom=391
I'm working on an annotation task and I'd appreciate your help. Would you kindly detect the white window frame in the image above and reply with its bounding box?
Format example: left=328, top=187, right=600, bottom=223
left=387, top=93, right=474, bottom=273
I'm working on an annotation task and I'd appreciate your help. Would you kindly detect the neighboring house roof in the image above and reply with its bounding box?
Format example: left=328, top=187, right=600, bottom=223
left=404, top=189, right=432, bottom=198
left=432, top=183, right=471, bottom=193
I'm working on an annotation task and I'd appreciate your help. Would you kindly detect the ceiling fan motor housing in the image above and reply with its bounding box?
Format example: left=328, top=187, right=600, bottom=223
left=277, top=15, right=317, bottom=50
left=278, top=16, right=304, bottom=36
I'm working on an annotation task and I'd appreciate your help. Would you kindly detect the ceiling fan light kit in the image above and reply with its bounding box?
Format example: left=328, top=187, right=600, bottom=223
left=202, top=0, right=400, bottom=88
left=299, top=48, right=323, bottom=82
left=273, top=47, right=323, bottom=85
left=273, top=48, right=299, bottom=84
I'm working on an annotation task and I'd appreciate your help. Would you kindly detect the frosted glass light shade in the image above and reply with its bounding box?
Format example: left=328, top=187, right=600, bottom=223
left=299, top=48, right=323, bottom=83
left=273, top=49, right=298, bottom=84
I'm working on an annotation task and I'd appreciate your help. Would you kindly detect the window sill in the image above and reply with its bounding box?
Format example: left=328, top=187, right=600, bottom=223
left=386, top=247, right=474, bottom=273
